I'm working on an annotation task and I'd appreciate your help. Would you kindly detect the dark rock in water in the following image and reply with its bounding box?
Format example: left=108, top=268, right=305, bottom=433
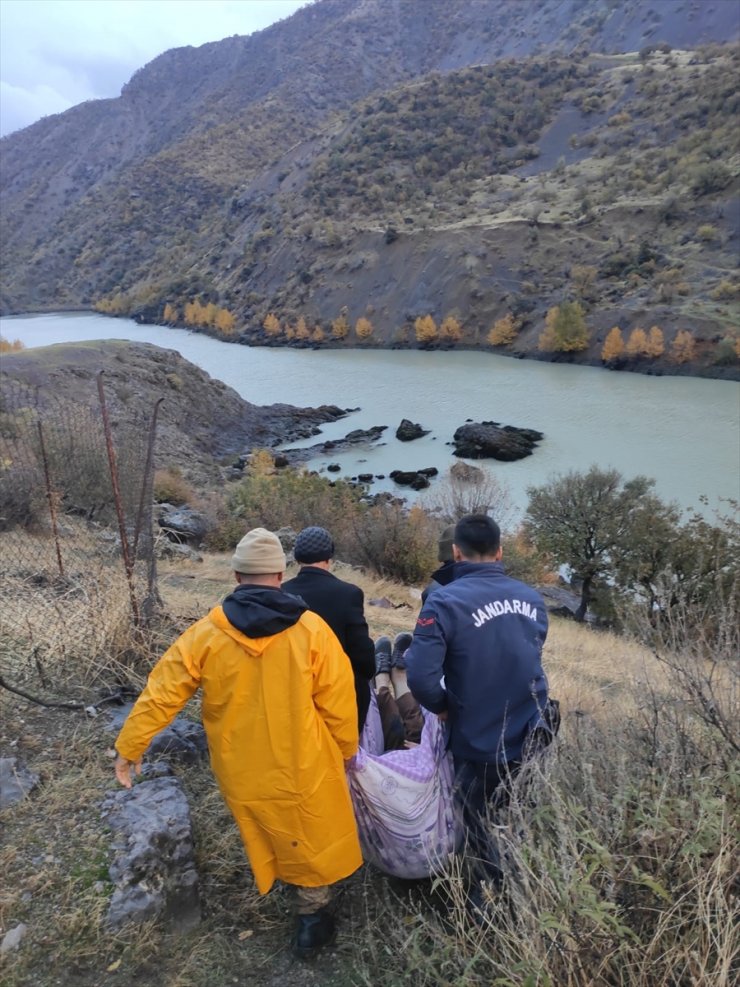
left=346, top=426, right=387, bottom=442
left=389, top=470, right=418, bottom=486
left=101, top=776, right=201, bottom=931
left=376, top=474, right=385, bottom=480
left=357, top=473, right=374, bottom=483
left=282, top=425, right=387, bottom=466
left=389, top=470, right=431, bottom=490
left=327, top=463, right=341, bottom=472
left=158, top=506, right=208, bottom=545
left=417, top=467, right=438, bottom=478
left=396, top=418, right=429, bottom=442
left=452, top=421, right=543, bottom=461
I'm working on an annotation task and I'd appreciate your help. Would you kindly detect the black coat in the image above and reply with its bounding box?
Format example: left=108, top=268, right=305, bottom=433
left=282, top=566, right=376, bottom=729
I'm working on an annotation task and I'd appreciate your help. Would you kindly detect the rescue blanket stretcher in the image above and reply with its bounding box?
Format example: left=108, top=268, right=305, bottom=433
left=346, top=692, right=460, bottom=879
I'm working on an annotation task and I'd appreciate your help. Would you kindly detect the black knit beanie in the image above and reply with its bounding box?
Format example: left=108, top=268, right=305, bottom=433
left=294, top=526, right=335, bottom=563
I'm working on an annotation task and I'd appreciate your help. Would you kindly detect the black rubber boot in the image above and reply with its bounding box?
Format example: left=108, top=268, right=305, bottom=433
left=293, top=908, right=336, bottom=960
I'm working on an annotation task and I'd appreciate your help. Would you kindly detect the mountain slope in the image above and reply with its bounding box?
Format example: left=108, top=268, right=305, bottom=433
left=1, top=0, right=738, bottom=376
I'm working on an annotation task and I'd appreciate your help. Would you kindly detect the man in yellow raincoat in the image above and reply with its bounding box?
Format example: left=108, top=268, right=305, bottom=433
left=114, top=527, right=362, bottom=957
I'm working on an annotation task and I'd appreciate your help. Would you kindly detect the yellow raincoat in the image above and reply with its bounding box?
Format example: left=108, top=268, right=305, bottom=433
left=115, top=589, right=362, bottom=893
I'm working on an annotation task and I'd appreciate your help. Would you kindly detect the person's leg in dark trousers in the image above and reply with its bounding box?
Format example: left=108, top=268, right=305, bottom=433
left=454, top=757, right=521, bottom=890
left=396, top=692, right=424, bottom=744
left=375, top=686, right=407, bottom=750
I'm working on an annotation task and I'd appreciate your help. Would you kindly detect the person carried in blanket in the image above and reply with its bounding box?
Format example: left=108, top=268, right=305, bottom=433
left=373, top=524, right=461, bottom=751
left=405, top=514, right=556, bottom=901
left=373, top=632, right=422, bottom=750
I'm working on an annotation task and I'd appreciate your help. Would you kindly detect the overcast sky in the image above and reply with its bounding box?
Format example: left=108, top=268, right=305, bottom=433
left=0, top=0, right=309, bottom=137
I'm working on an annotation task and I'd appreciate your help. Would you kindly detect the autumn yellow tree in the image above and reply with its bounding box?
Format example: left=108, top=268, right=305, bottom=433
left=646, top=325, right=664, bottom=357
left=311, top=325, right=325, bottom=343
left=538, top=302, right=589, bottom=352
left=601, top=326, right=624, bottom=362
left=440, top=315, right=463, bottom=343
left=331, top=314, right=350, bottom=340
left=626, top=327, right=649, bottom=357
left=355, top=317, right=374, bottom=340
left=0, top=336, right=24, bottom=353
left=163, top=303, right=178, bottom=324
left=487, top=313, right=517, bottom=346
left=183, top=301, right=198, bottom=326
left=215, top=308, right=236, bottom=335
left=671, top=329, right=696, bottom=363
left=263, top=313, right=281, bottom=336
left=203, top=302, right=218, bottom=328
left=415, top=315, right=438, bottom=344
left=294, top=316, right=310, bottom=340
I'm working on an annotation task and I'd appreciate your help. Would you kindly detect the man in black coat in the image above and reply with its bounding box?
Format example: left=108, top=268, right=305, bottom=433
left=283, top=526, right=376, bottom=730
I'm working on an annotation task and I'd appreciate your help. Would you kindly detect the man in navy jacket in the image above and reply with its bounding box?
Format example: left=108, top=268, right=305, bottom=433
left=406, top=513, right=551, bottom=889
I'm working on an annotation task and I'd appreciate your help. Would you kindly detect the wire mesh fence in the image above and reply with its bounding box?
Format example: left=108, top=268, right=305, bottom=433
left=0, top=373, right=161, bottom=705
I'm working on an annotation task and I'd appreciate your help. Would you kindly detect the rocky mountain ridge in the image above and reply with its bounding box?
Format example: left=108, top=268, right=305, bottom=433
left=1, top=0, right=738, bottom=379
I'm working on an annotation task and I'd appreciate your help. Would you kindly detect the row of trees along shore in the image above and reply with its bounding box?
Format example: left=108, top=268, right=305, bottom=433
left=92, top=294, right=739, bottom=365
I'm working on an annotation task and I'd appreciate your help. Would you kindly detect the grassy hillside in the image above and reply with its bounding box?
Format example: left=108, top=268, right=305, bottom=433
left=1, top=551, right=737, bottom=987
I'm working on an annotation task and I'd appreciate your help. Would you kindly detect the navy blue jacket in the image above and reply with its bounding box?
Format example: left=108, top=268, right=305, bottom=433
left=406, top=561, right=549, bottom=765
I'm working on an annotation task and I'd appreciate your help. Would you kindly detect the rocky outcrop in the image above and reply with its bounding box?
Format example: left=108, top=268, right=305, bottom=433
left=101, top=772, right=201, bottom=931
left=396, top=419, right=429, bottom=442
left=282, top=425, right=388, bottom=465
left=451, top=421, right=543, bottom=461
left=0, top=757, right=39, bottom=809
left=157, top=505, right=209, bottom=546
left=0, top=343, right=352, bottom=484
left=450, top=461, right=485, bottom=483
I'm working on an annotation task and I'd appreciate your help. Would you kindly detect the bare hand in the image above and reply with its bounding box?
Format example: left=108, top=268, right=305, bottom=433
left=403, top=740, right=420, bottom=749
left=114, top=753, right=142, bottom=789
left=437, top=710, right=449, bottom=722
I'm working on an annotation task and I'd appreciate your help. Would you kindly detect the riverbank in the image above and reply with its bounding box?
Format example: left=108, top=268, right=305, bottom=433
left=3, top=305, right=738, bottom=382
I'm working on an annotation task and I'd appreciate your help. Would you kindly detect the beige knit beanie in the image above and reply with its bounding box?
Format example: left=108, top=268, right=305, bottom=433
left=231, top=528, right=286, bottom=574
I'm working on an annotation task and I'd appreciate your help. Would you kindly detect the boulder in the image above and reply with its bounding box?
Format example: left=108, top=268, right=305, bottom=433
left=0, top=757, right=39, bottom=809
left=450, top=461, right=485, bottom=483
left=0, top=924, right=28, bottom=954
left=357, top=473, right=374, bottom=483
left=158, top=506, right=208, bottom=545
left=101, top=775, right=201, bottom=931
left=105, top=708, right=207, bottom=765
left=327, top=463, right=341, bottom=472
left=389, top=469, right=434, bottom=489
left=452, top=421, right=543, bottom=461
left=395, top=419, right=429, bottom=442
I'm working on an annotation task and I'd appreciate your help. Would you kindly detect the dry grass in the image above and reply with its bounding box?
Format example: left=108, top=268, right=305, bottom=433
left=2, top=550, right=737, bottom=987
